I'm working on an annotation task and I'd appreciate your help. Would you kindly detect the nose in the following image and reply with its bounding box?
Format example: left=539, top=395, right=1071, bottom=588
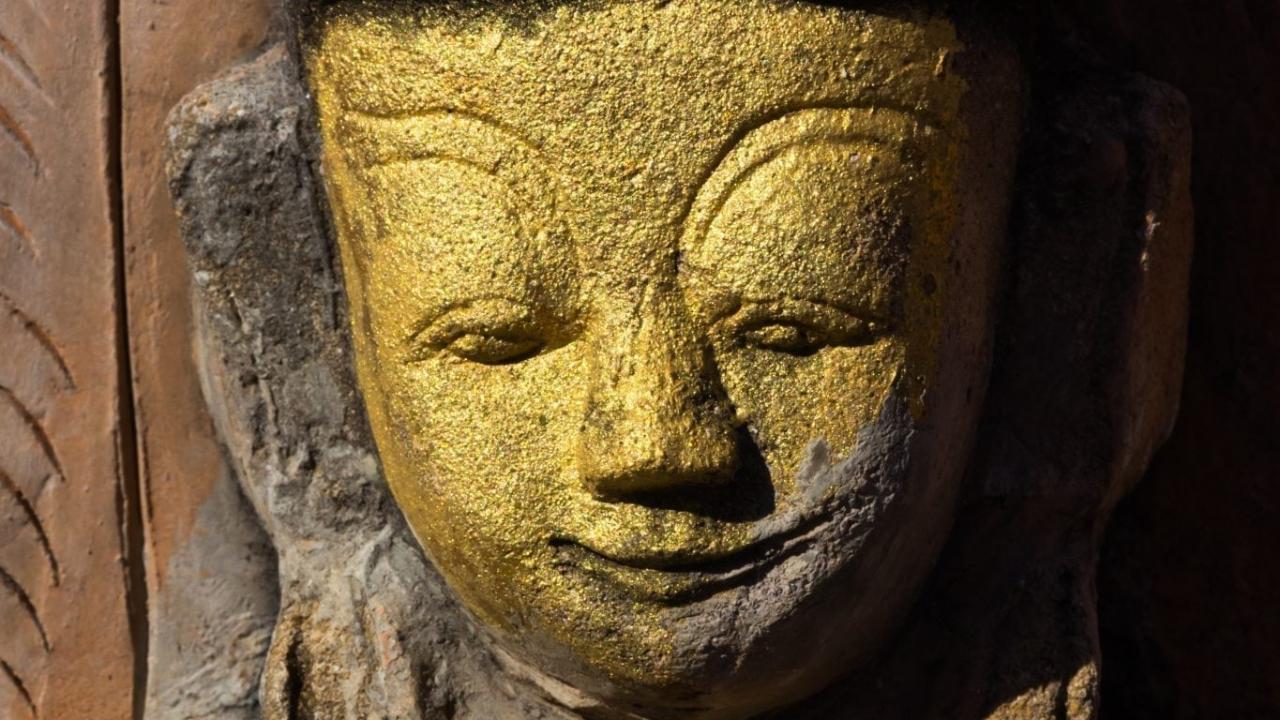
left=575, top=290, right=739, bottom=500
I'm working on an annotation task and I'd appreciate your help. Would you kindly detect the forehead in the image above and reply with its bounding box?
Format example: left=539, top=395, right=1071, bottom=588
left=310, top=1, right=963, bottom=171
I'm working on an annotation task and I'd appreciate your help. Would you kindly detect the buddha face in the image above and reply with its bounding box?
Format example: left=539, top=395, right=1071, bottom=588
left=307, top=0, right=1021, bottom=714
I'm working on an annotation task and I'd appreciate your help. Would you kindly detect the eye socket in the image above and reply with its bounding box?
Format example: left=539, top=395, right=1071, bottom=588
left=406, top=299, right=548, bottom=366
left=724, top=299, right=885, bottom=356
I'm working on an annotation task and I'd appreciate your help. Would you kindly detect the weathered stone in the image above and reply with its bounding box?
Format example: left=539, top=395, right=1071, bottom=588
left=1062, top=2, right=1280, bottom=716
left=8, top=2, right=1280, bottom=719
left=167, top=47, right=527, bottom=720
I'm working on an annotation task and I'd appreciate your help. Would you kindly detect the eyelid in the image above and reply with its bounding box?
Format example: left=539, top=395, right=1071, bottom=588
left=717, top=298, right=889, bottom=345
left=405, top=297, right=538, bottom=357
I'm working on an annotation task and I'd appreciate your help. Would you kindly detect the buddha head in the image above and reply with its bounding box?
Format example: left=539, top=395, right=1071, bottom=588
left=297, top=0, right=1024, bottom=714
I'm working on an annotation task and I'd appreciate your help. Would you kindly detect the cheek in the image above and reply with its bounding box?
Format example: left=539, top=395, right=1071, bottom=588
left=715, top=340, right=904, bottom=497
left=374, top=344, right=587, bottom=550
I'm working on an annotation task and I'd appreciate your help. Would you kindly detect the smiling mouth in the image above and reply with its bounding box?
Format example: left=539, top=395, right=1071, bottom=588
left=548, top=435, right=881, bottom=602
left=549, top=512, right=826, bottom=603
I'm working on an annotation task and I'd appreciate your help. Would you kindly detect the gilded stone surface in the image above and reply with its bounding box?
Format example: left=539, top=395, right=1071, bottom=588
left=308, top=1, right=1018, bottom=711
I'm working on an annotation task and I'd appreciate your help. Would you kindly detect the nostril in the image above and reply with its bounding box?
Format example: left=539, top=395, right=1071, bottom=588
left=573, top=401, right=775, bottom=520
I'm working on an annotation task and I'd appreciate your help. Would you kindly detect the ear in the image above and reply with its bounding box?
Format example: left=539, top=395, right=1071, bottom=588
left=963, top=69, right=1192, bottom=719
left=168, top=44, right=394, bottom=545
left=979, top=69, right=1193, bottom=519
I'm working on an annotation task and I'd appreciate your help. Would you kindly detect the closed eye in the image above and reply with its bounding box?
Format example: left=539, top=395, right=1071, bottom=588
left=739, top=321, right=826, bottom=356
left=406, top=298, right=547, bottom=365
left=719, top=299, right=887, bottom=356
left=437, top=332, right=544, bottom=365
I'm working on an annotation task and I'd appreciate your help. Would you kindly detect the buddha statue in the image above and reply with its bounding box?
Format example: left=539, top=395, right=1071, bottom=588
left=165, top=0, right=1192, bottom=718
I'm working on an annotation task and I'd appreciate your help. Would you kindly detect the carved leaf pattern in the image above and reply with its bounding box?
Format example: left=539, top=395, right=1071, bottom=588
left=0, top=15, right=51, bottom=713
left=0, top=2, right=114, bottom=717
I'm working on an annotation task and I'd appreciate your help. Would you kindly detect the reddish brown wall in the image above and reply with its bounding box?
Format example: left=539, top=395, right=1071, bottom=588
left=123, top=0, right=270, bottom=598
left=118, top=1, right=277, bottom=715
left=0, top=2, right=136, bottom=718
left=2, top=2, right=272, bottom=718
left=121, top=0, right=270, bottom=624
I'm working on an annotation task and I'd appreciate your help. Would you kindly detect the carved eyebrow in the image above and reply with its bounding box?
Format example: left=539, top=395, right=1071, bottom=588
left=338, top=107, right=543, bottom=168
left=680, top=105, right=929, bottom=246
left=338, top=107, right=560, bottom=226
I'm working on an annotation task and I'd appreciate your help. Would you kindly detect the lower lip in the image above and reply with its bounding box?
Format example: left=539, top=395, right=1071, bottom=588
left=550, top=531, right=813, bottom=604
